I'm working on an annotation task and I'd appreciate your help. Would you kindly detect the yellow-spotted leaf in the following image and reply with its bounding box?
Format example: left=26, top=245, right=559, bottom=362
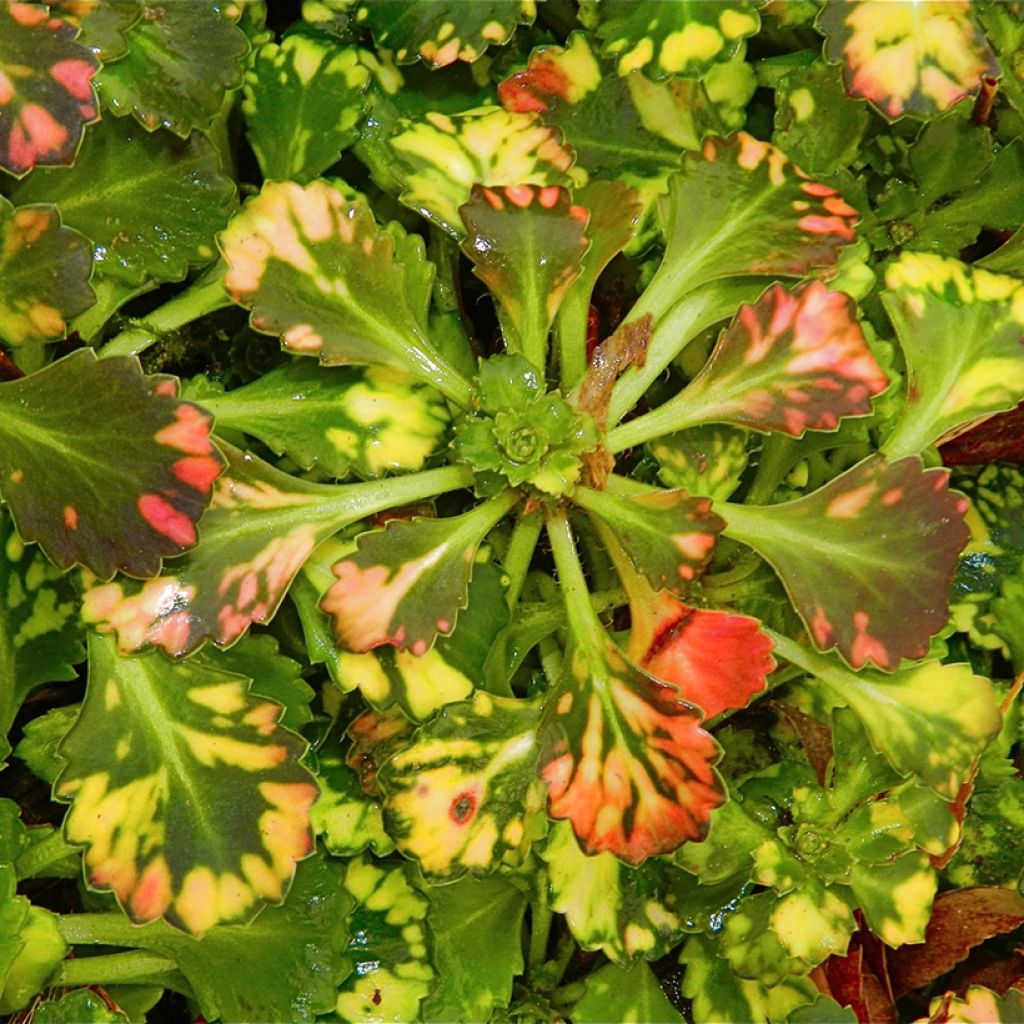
left=198, top=361, right=450, bottom=480
left=543, top=820, right=689, bottom=965
left=610, top=282, right=887, bottom=451
left=335, top=856, right=434, bottom=1023
left=916, top=987, right=1024, bottom=1024
left=721, top=455, right=970, bottom=669
left=573, top=961, right=685, bottom=1024
left=849, top=851, right=936, bottom=948
left=0, top=1, right=99, bottom=176
left=95, top=0, right=249, bottom=136
left=388, top=106, right=577, bottom=237
left=0, top=514, right=85, bottom=736
left=54, top=633, right=318, bottom=934
left=358, top=0, right=535, bottom=67
left=573, top=486, right=724, bottom=597
left=460, top=184, right=589, bottom=368
left=881, top=254, right=1024, bottom=458
left=818, top=0, right=998, bottom=121
left=650, top=425, right=749, bottom=501
left=0, top=350, right=221, bottom=579
left=321, top=491, right=517, bottom=655
left=379, top=691, right=546, bottom=878
left=542, top=629, right=724, bottom=864
left=0, top=196, right=93, bottom=346
left=219, top=180, right=471, bottom=406
left=589, top=0, right=761, bottom=80
left=81, top=443, right=472, bottom=656
left=243, top=26, right=370, bottom=183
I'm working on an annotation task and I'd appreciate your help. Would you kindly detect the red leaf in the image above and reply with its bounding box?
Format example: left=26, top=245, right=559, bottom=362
left=940, top=403, right=1024, bottom=465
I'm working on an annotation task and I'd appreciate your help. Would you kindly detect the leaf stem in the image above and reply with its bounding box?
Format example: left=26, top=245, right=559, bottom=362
left=745, top=435, right=798, bottom=505
left=14, top=829, right=77, bottom=880
left=556, top=291, right=589, bottom=391
left=99, top=265, right=232, bottom=359
left=527, top=881, right=553, bottom=976
left=58, top=913, right=163, bottom=948
left=545, top=507, right=604, bottom=649
left=502, top=510, right=543, bottom=610
left=53, top=952, right=179, bottom=988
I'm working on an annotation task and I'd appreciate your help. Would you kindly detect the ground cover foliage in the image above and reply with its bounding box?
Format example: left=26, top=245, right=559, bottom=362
left=2, top=1, right=1024, bottom=1021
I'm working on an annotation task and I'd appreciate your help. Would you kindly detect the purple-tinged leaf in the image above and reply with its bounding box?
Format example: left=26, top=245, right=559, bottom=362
left=721, top=455, right=969, bottom=669
left=0, top=350, right=221, bottom=580
left=0, top=1, right=99, bottom=177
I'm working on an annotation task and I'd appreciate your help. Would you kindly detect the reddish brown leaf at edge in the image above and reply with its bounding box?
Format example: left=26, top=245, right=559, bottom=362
left=941, top=403, right=1024, bottom=465
left=822, top=930, right=897, bottom=1024
left=772, top=701, right=833, bottom=786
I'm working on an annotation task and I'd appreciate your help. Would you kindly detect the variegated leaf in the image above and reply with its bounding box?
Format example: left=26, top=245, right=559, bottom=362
left=849, top=850, right=936, bottom=947
left=573, top=961, right=685, bottom=1024
left=818, top=0, right=998, bottom=121
left=589, top=0, right=761, bottom=80
left=882, top=254, right=1024, bottom=458
left=610, top=282, right=888, bottom=451
left=650, top=425, right=749, bottom=501
left=721, top=455, right=969, bottom=669
left=81, top=443, right=470, bottom=656
left=243, top=26, right=370, bottom=183
left=380, top=691, right=546, bottom=878
left=199, top=361, right=450, bottom=480
left=0, top=351, right=220, bottom=579
left=313, top=743, right=395, bottom=857
left=321, top=491, right=517, bottom=655
left=335, top=856, right=434, bottom=1023
left=55, top=633, right=318, bottom=935
left=0, top=196, right=93, bottom=346
left=10, top=114, right=236, bottom=287
left=915, top=988, right=1024, bottom=1024
left=347, top=706, right=414, bottom=797
left=542, top=629, right=724, bottom=863
left=543, top=820, right=689, bottom=965
left=358, top=0, right=535, bottom=67
left=95, top=0, right=249, bottom=136
left=219, top=179, right=471, bottom=406
left=0, top=1, right=99, bottom=176
left=0, top=514, right=84, bottom=735
left=388, top=106, right=577, bottom=237
left=574, top=487, right=724, bottom=596
left=460, top=184, right=589, bottom=368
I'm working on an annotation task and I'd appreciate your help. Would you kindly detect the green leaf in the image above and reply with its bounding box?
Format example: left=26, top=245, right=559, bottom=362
left=908, top=102, right=993, bottom=206
left=334, top=856, right=434, bottom=1024
left=322, top=492, right=516, bottom=655
left=219, top=179, right=470, bottom=405
left=10, top=115, right=236, bottom=287
left=421, top=875, right=527, bottom=1023
left=459, top=183, right=589, bottom=368
left=572, top=961, right=683, bottom=1024
left=818, top=0, right=998, bottom=121
left=721, top=455, right=969, bottom=669
left=81, top=445, right=468, bottom=656
left=55, top=633, right=318, bottom=934
left=359, top=0, right=534, bottom=67
left=243, top=26, right=370, bottom=182
left=199, top=361, right=451, bottom=480
left=123, top=855, right=351, bottom=1024
left=650, top=425, right=749, bottom=501
left=574, top=487, right=723, bottom=597
left=0, top=514, right=84, bottom=734
left=589, top=0, right=761, bottom=80
left=388, top=106, right=577, bottom=237
left=0, top=899, right=67, bottom=1016
left=14, top=705, right=80, bottom=784
left=0, top=196, right=94, bottom=346
left=95, top=0, right=249, bottom=135
left=52, top=0, right=141, bottom=62
left=380, top=691, right=546, bottom=877
left=31, top=990, right=129, bottom=1023
left=543, top=820, right=689, bottom=964
left=881, top=254, right=1024, bottom=458
left=0, top=350, right=221, bottom=579
left=849, top=850, right=936, bottom=947
left=0, top=1, right=99, bottom=176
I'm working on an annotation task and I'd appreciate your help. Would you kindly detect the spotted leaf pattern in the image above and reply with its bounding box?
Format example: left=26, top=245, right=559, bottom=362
left=55, top=633, right=317, bottom=934
left=380, top=691, right=546, bottom=878
left=335, top=856, right=434, bottom=1023
left=541, top=630, right=723, bottom=864
left=0, top=1, right=99, bottom=176
left=721, top=455, right=970, bottom=669
left=198, top=361, right=451, bottom=481
left=573, top=487, right=724, bottom=597
left=81, top=444, right=470, bottom=656
left=819, top=0, right=998, bottom=121
left=915, top=987, right=1024, bottom=1024
left=0, top=351, right=221, bottom=579
left=321, top=491, right=517, bottom=655
left=589, top=0, right=761, bottom=80
left=649, top=425, right=749, bottom=501
left=219, top=180, right=471, bottom=406
left=881, top=254, right=1024, bottom=458
left=388, top=107, right=577, bottom=237
left=460, top=184, right=589, bottom=367
left=358, top=1, right=535, bottom=67
left=0, top=196, right=94, bottom=346
left=543, top=820, right=691, bottom=965
left=312, top=742, right=395, bottom=858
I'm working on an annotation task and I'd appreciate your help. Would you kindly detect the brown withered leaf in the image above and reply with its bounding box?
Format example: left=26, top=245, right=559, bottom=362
left=346, top=707, right=414, bottom=797
left=576, top=312, right=652, bottom=428
left=823, top=931, right=897, bottom=1024
left=771, top=701, right=833, bottom=786
left=941, top=402, right=1024, bottom=465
